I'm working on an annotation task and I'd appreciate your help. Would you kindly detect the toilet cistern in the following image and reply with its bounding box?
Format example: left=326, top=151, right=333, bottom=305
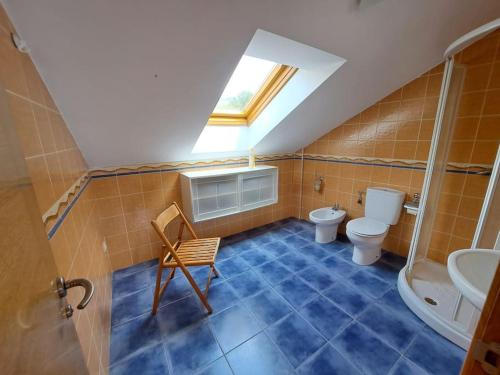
left=309, top=206, right=346, bottom=243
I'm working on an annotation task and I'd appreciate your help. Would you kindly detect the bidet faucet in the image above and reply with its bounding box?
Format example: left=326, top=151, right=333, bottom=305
left=332, top=203, right=340, bottom=211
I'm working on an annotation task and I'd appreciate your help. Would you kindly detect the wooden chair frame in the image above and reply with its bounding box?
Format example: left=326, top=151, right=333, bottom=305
left=150, top=201, right=220, bottom=315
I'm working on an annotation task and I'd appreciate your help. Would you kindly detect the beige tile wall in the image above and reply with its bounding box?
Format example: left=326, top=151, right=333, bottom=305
left=92, top=159, right=298, bottom=270
left=300, top=30, right=500, bottom=262
left=0, top=6, right=111, bottom=374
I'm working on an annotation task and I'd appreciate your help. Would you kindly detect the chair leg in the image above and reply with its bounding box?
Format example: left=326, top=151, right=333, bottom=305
left=179, top=265, right=213, bottom=314
left=151, top=263, right=164, bottom=315
left=152, top=267, right=176, bottom=315
left=204, top=266, right=215, bottom=297
left=212, top=265, right=219, bottom=278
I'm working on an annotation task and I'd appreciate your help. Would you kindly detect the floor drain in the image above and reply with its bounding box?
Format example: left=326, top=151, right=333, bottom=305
left=424, top=297, right=438, bottom=306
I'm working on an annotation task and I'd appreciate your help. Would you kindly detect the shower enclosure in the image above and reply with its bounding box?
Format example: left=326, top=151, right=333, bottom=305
left=398, top=19, right=500, bottom=350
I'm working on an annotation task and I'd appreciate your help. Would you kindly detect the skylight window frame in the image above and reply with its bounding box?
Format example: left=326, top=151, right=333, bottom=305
left=208, top=64, right=298, bottom=126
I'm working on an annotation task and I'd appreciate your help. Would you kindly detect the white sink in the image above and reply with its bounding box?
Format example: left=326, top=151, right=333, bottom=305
left=447, top=249, right=500, bottom=310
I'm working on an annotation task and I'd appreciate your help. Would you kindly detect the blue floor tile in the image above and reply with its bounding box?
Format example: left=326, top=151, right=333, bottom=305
left=282, top=221, right=306, bottom=233
left=110, top=343, right=169, bottom=375
left=261, top=240, right=291, bottom=257
left=190, top=266, right=225, bottom=287
left=226, top=332, right=293, bottom=375
left=111, top=288, right=153, bottom=327
left=332, top=323, right=400, bottom=375
left=156, top=295, right=207, bottom=336
left=299, top=296, right=352, bottom=340
left=298, top=265, right=336, bottom=291
left=297, top=229, right=315, bottom=242
left=267, top=313, right=326, bottom=368
left=380, top=251, right=407, bottom=269
left=377, top=289, right=425, bottom=327
left=205, top=281, right=239, bottom=313
left=239, top=248, right=274, bottom=266
left=166, top=322, right=223, bottom=374
left=323, top=281, right=372, bottom=317
left=216, top=244, right=238, bottom=260
left=244, top=289, right=292, bottom=326
left=277, top=251, right=311, bottom=272
left=112, top=269, right=152, bottom=300
left=406, top=332, right=465, bottom=375
left=283, top=235, right=310, bottom=250
left=229, top=238, right=256, bottom=253
left=270, top=227, right=294, bottom=238
left=322, top=255, right=359, bottom=278
left=197, top=357, right=233, bottom=375
left=110, top=314, right=162, bottom=365
left=364, top=261, right=401, bottom=285
left=301, top=244, right=331, bottom=261
left=358, top=304, right=421, bottom=351
left=389, top=358, right=428, bottom=375
left=112, top=259, right=157, bottom=282
left=110, top=219, right=464, bottom=375
left=210, top=305, right=261, bottom=353
left=217, top=256, right=250, bottom=279
left=156, top=274, right=194, bottom=306
left=263, top=222, right=280, bottom=231
left=297, top=344, right=361, bottom=375
left=250, top=232, right=277, bottom=246
left=226, top=270, right=267, bottom=298
left=348, top=271, right=392, bottom=299
left=296, top=219, right=315, bottom=230
left=274, top=277, right=319, bottom=308
left=334, top=246, right=355, bottom=262
left=254, top=260, right=293, bottom=285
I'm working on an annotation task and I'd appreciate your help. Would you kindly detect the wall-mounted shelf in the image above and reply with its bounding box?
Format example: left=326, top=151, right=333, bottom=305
left=180, top=165, right=278, bottom=222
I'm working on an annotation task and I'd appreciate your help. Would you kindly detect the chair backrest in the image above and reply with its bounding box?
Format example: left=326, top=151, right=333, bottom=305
left=151, top=202, right=198, bottom=262
left=154, top=203, right=181, bottom=234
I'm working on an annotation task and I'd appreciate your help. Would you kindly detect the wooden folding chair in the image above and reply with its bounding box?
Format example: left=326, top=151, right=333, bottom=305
left=150, top=201, right=220, bottom=315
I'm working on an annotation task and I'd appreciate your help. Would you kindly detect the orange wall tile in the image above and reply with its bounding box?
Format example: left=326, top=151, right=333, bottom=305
left=301, top=30, right=500, bottom=262
left=92, top=159, right=298, bottom=270
left=0, top=6, right=111, bottom=374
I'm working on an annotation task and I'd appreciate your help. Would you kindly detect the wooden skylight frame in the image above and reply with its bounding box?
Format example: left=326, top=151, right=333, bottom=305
left=208, top=64, right=298, bottom=126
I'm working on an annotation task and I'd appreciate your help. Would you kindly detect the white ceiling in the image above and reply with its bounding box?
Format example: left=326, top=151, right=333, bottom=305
left=3, top=0, right=500, bottom=168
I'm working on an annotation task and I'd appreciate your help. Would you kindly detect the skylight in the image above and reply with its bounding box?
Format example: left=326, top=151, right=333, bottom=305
left=193, top=29, right=346, bottom=155
left=214, top=56, right=277, bottom=114
left=208, top=55, right=297, bottom=126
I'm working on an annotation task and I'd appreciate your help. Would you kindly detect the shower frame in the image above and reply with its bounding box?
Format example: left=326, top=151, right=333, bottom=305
left=398, top=18, right=500, bottom=350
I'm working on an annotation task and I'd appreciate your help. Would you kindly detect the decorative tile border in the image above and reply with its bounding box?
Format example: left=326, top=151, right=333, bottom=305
left=43, top=173, right=90, bottom=224
left=44, top=152, right=492, bottom=240
left=89, top=153, right=297, bottom=177
left=44, top=154, right=295, bottom=239
left=300, top=153, right=493, bottom=175
left=47, top=176, right=92, bottom=240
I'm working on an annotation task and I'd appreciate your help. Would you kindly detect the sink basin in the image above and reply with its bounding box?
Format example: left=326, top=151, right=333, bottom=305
left=447, top=248, right=500, bottom=310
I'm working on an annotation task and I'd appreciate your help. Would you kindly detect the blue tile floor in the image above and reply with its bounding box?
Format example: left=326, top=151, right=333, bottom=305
left=109, top=218, right=465, bottom=375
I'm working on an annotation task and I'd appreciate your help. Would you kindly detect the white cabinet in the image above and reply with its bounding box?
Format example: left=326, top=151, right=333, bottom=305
left=180, top=166, right=278, bottom=222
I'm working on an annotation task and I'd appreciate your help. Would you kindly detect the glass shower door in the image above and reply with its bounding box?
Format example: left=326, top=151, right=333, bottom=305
left=407, top=61, right=466, bottom=275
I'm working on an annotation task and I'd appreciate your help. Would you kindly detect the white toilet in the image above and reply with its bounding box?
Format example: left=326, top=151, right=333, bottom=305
left=346, top=187, right=405, bottom=265
left=309, top=207, right=346, bottom=243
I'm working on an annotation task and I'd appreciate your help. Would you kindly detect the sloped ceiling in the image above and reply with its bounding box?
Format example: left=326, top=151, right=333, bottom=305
left=3, top=0, right=500, bottom=168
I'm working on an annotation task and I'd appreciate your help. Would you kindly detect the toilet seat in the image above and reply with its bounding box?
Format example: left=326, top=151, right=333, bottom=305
left=346, top=217, right=388, bottom=237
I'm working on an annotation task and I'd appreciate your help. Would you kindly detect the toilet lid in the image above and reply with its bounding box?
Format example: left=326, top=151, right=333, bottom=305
left=347, top=217, right=388, bottom=237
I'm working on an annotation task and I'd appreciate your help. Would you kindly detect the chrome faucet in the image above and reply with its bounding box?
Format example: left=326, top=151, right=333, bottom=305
left=332, top=203, right=340, bottom=211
